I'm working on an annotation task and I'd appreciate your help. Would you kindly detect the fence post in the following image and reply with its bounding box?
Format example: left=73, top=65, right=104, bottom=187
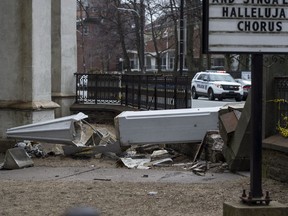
left=146, top=75, right=149, bottom=109
left=95, top=74, right=98, bottom=105
left=174, top=76, right=178, bottom=109
left=125, top=84, right=128, bottom=106
left=138, top=75, right=141, bottom=109
left=185, top=76, right=188, bottom=108
left=75, top=74, right=79, bottom=103
left=164, top=77, right=167, bottom=110
left=121, top=75, right=125, bottom=106
left=154, top=76, right=158, bottom=110
left=132, top=76, right=135, bottom=107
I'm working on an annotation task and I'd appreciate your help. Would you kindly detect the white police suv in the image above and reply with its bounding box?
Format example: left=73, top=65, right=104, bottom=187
left=191, top=71, right=243, bottom=101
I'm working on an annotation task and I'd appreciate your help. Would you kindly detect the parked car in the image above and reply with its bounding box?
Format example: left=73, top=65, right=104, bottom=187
left=191, top=71, right=243, bottom=101
left=235, top=78, right=251, bottom=101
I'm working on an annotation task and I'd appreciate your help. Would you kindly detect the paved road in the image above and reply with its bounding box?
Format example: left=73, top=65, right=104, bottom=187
left=191, top=97, right=245, bottom=108
left=0, top=166, right=249, bottom=183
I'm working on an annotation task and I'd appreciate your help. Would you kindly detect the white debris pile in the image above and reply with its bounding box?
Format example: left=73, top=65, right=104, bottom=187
left=115, top=142, right=229, bottom=176
left=15, top=140, right=46, bottom=158
left=117, top=144, right=178, bottom=169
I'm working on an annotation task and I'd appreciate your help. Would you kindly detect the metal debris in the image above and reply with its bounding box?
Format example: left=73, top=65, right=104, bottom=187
left=15, top=140, right=46, bottom=158
left=0, top=147, right=34, bottom=170
left=151, top=150, right=170, bottom=159
left=149, top=158, right=173, bottom=166
left=119, top=157, right=151, bottom=169
left=147, top=191, right=158, bottom=196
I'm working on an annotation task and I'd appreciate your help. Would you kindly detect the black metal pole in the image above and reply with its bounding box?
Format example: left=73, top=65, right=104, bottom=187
left=250, top=53, right=263, bottom=198
left=179, top=0, right=184, bottom=76
left=138, top=75, right=141, bottom=109
left=164, top=77, right=167, bottom=110
left=125, top=84, right=128, bottom=106
left=174, top=77, right=178, bottom=109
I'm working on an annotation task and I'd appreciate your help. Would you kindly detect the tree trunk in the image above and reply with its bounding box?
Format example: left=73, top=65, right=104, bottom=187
left=116, top=12, right=131, bottom=72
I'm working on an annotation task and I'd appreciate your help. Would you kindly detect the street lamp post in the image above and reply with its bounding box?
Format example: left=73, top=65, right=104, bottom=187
left=117, top=7, right=145, bottom=74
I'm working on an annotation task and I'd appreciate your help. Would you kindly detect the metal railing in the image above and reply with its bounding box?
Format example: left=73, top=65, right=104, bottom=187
left=275, top=76, right=288, bottom=127
left=75, top=73, right=121, bottom=104
left=75, top=73, right=191, bottom=110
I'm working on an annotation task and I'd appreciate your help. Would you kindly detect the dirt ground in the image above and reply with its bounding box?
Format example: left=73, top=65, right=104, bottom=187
left=1, top=156, right=288, bottom=216
left=1, top=124, right=288, bottom=216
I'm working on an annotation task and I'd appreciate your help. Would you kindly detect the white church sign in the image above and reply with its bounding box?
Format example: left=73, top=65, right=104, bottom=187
left=203, top=0, right=288, bottom=53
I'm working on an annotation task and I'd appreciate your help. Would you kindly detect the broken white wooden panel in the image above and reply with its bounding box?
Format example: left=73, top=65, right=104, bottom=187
left=6, top=113, right=88, bottom=146
left=115, top=107, right=220, bottom=147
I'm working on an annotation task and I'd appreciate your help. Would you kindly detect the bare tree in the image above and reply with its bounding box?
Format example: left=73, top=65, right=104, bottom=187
left=167, top=0, right=180, bottom=74
left=186, top=0, right=202, bottom=75
left=77, top=0, right=141, bottom=73
left=143, top=0, right=181, bottom=74
left=76, top=0, right=206, bottom=75
left=109, top=0, right=134, bottom=72
left=117, top=0, right=145, bottom=73
left=145, top=0, right=169, bottom=73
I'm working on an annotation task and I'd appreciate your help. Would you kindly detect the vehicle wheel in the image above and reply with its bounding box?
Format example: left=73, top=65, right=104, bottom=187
left=208, top=88, right=215, bottom=100
left=242, top=96, right=247, bottom=101
left=218, top=96, right=223, bottom=101
left=192, top=87, right=198, bottom=99
left=235, top=95, right=242, bottom=102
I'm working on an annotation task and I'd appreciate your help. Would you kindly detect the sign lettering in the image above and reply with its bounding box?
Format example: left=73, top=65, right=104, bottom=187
left=203, top=0, right=288, bottom=53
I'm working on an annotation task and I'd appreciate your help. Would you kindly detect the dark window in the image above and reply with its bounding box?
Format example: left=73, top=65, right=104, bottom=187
left=197, top=74, right=204, bottom=80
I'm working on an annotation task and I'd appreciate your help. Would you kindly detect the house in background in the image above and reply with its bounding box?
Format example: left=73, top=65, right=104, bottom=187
left=77, top=0, right=122, bottom=73
left=144, top=28, right=176, bottom=73
left=76, top=0, right=228, bottom=74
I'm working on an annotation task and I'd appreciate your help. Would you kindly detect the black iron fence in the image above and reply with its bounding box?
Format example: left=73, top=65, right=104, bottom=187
left=75, top=73, right=191, bottom=110
left=274, top=77, right=288, bottom=127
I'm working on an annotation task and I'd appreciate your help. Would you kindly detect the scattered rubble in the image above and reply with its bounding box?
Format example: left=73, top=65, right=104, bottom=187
left=3, top=113, right=122, bottom=169
left=115, top=130, right=227, bottom=174
left=15, top=140, right=46, bottom=158
left=0, top=147, right=34, bottom=170
left=119, top=157, right=151, bottom=169
left=2, top=112, right=230, bottom=174
left=1, top=129, right=229, bottom=174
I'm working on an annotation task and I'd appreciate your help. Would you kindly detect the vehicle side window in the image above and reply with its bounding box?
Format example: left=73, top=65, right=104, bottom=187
left=203, top=74, right=209, bottom=81
left=197, top=74, right=204, bottom=81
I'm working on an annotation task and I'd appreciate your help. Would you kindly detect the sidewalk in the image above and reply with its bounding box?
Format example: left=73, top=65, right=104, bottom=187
left=0, top=166, right=249, bottom=183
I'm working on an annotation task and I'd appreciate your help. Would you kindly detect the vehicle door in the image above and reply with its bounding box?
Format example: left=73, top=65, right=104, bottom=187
left=195, top=73, right=208, bottom=94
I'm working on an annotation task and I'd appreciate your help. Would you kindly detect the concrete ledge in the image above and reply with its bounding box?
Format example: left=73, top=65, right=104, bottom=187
left=223, top=201, right=288, bottom=216
left=52, top=92, right=75, bottom=98
left=70, top=103, right=138, bottom=124
left=0, top=100, right=60, bottom=111
left=262, top=134, right=288, bottom=182
left=263, top=134, right=288, bottom=153
left=70, top=103, right=137, bottom=113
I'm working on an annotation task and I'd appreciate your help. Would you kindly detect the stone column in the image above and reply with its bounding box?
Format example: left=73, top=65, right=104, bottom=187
left=51, top=0, right=77, bottom=118
left=0, top=0, right=59, bottom=144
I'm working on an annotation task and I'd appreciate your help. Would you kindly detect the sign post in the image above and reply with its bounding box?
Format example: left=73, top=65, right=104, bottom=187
left=202, top=0, right=288, bottom=205
left=250, top=53, right=263, bottom=199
